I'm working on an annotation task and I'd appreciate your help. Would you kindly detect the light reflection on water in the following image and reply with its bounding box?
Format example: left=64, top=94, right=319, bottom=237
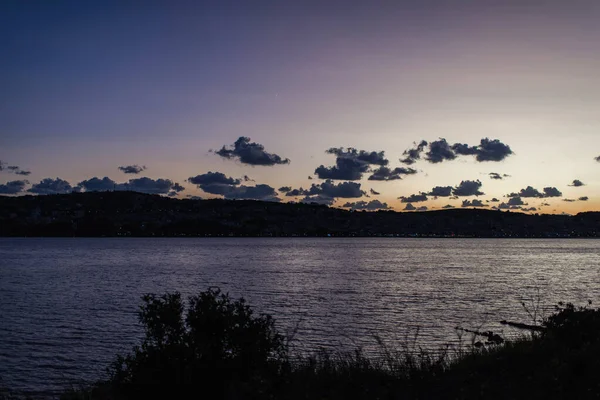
left=0, top=238, right=599, bottom=395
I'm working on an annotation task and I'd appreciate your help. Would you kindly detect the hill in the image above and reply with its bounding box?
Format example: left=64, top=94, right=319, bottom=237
left=0, top=191, right=599, bottom=237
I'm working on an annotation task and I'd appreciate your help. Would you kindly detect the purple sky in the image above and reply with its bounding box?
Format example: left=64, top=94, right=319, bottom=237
left=2, top=0, right=600, bottom=213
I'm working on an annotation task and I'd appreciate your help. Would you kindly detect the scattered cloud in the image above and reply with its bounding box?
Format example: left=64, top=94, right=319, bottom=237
left=563, top=199, right=576, bottom=202
left=278, top=186, right=292, bottom=193
left=425, top=138, right=457, bottom=163
left=507, top=186, right=561, bottom=199
left=403, top=203, right=416, bottom=211
left=77, top=177, right=119, bottom=192
left=579, top=196, right=589, bottom=201
left=127, top=177, right=185, bottom=195
left=214, top=137, right=290, bottom=166
left=399, top=140, right=428, bottom=165
left=0, top=180, right=29, bottom=194
left=187, top=195, right=202, bottom=200
left=595, top=156, right=600, bottom=162
left=489, top=172, right=510, bottom=180
left=368, top=166, right=417, bottom=181
left=28, top=178, right=74, bottom=195
left=118, top=165, right=146, bottom=174
left=201, top=182, right=279, bottom=201
left=370, top=188, right=380, bottom=195
left=308, top=180, right=365, bottom=198
left=0, top=162, right=31, bottom=176
left=327, top=147, right=388, bottom=166
left=490, top=198, right=499, bottom=202
left=474, top=138, right=513, bottom=162
left=300, top=195, right=334, bottom=206
left=543, top=187, right=562, bottom=198
left=343, top=199, right=390, bottom=211
left=453, top=180, right=484, bottom=196
left=315, top=147, right=390, bottom=180
left=442, top=204, right=454, bottom=209
left=507, top=196, right=527, bottom=206
left=461, top=199, right=488, bottom=207
left=569, top=179, right=585, bottom=187
left=428, top=186, right=453, bottom=197
left=416, top=206, right=428, bottom=211
left=188, top=172, right=240, bottom=186
left=399, top=193, right=428, bottom=203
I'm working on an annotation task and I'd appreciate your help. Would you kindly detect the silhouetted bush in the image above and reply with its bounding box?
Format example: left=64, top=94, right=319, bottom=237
left=60, top=292, right=600, bottom=400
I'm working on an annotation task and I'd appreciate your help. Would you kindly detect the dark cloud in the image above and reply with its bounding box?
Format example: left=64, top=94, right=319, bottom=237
left=523, top=207, right=537, bottom=212
left=77, top=177, right=119, bottom=192
left=14, top=170, right=31, bottom=176
left=127, top=178, right=185, bottom=195
left=308, top=176, right=313, bottom=180
left=278, top=186, right=292, bottom=193
left=399, top=193, right=428, bottom=203
left=118, top=165, right=146, bottom=174
left=28, top=178, right=74, bottom=195
left=569, top=179, right=585, bottom=187
left=368, top=166, right=417, bottom=181
left=0, top=180, right=29, bottom=194
left=428, top=186, right=453, bottom=197
left=327, top=148, right=388, bottom=166
left=285, top=188, right=307, bottom=197
left=416, top=206, right=428, bottom=211
left=343, top=199, right=390, bottom=211
left=0, top=164, right=31, bottom=176
left=243, top=175, right=254, bottom=182
left=306, top=180, right=365, bottom=198
left=370, top=188, right=380, bottom=195
left=403, top=203, right=416, bottom=211
left=167, top=191, right=179, bottom=197
left=453, top=180, right=484, bottom=197
left=0, top=161, right=4, bottom=171
left=543, top=187, right=562, bottom=198
left=188, top=172, right=240, bottom=186
left=563, top=199, right=576, bottom=202
left=508, top=186, right=545, bottom=198
left=442, top=204, right=454, bottom=209
left=490, top=198, right=499, bottom=202
left=400, top=140, right=428, bottom=165
left=579, top=196, right=589, bottom=201
left=425, top=139, right=457, bottom=163
left=462, top=199, right=488, bottom=208
left=451, top=143, right=478, bottom=156
left=507, top=196, right=526, bottom=206
left=187, top=195, right=202, bottom=200
left=498, top=202, right=510, bottom=210
left=300, top=195, right=334, bottom=206
left=541, top=202, right=551, bottom=206
left=475, top=138, right=513, bottom=162
left=489, top=172, right=510, bottom=180
left=315, top=157, right=369, bottom=180
left=595, top=156, right=600, bottom=162
left=215, top=137, right=290, bottom=166
left=201, top=182, right=279, bottom=201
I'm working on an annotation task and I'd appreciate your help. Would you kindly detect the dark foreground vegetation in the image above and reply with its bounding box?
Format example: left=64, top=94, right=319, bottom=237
left=1, top=191, right=600, bottom=237
left=52, top=289, right=600, bottom=400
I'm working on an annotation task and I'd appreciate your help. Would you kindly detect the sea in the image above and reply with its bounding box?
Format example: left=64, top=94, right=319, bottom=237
left=0, top=238, right=599, bottom=396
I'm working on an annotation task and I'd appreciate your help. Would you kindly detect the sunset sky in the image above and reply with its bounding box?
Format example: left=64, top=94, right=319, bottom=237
left=2, top=0, right=600, bottom=213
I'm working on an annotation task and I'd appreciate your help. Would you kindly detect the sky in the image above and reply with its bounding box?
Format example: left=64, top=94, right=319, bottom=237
left=2, top=0, right=600, bottom=214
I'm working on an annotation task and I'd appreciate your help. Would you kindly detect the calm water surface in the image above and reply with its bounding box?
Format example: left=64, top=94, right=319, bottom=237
left=1, top=238, right=599, bottom=395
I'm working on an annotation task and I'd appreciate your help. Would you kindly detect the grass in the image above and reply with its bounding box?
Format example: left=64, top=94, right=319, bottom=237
left=18, top=291, right=600, bottom=399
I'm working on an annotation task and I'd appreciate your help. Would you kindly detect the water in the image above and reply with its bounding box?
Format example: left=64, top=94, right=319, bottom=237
left=1, top=238, right=599, bottom=396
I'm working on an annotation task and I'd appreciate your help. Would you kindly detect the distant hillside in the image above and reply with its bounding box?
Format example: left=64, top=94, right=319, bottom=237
left=0, top=191, right=599, bottom=237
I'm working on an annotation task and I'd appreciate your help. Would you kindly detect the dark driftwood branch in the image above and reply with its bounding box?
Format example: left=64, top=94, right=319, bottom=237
left=500, top=320, right=545, bottom=332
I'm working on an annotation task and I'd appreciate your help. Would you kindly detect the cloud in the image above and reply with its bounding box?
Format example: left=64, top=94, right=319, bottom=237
left=403, top=203, right=416, bottom=211
left=307, top=180, right=365, bottom=198
left=498, top=202, right=510, bottom=210
left=489, top=172, right=510, bottom=180
left=399, top=193, right=428, bottom=203
left=77, top=177, right=120, bottom=192
left=399, top=140, right=428, bottom=165
left=416, top=206, right=428, bottom=211
left=0, top=163, right=31, bottom=176
left=543, top=187, right=562, bottom=198
left=327, top=147, right=388, bottom=166
left=579, top=196, right=589, bottom=201
left=167, top=191, right=179, bottom=197
left=490, top=198, right=499, bottom=202
left=0, top=180, right=29, bottom=194
left=0, top=161, right=4, bottom=171
left=300, top=195, right=334, bottom=206
left=508, top=186, right=552, bottom=198
left=28, top=178, right=74, bottom=194
left=475, top=138, right=513, bottom=162
left=595, top=156, right=600, bottom=162
left=278, top=186, right=292, bottom=193
left=316, top=147, right=389, bottom=180
left=453, top=180, right=484, bottom=196
left=187, top=195, right=202, bottom=200
left=243, top=175, right=253, bottom=182
left=429, top=186, right=453, bottom=197
left=442, top=204, right=454, bottom=209
left=118, top=165, right=146, bottom=174
left=563, top=199, right=576, bottom=202
left=315, top=157, right=369, bottom=180
left=308, top=176, right=313, bottom=180
left=462, top=199, right=488, bottom=208
left=201, top=182, right=279, bottom=201
left=188, top=172, right=241, bottom=186
left=343, top=199, right=390, bottom=211
left=507, top=196, right=526, bottom=206
left=425, top=138, right=457, bottom=163
left=569, top=179, right=585, bottom=187
left=214, top=137, right=290, bottom=166
left=368, top=166, right=417, bottom=181
left=126, top=177, right=185, bottom=195
left=370, top=188, right=380, bottom=195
